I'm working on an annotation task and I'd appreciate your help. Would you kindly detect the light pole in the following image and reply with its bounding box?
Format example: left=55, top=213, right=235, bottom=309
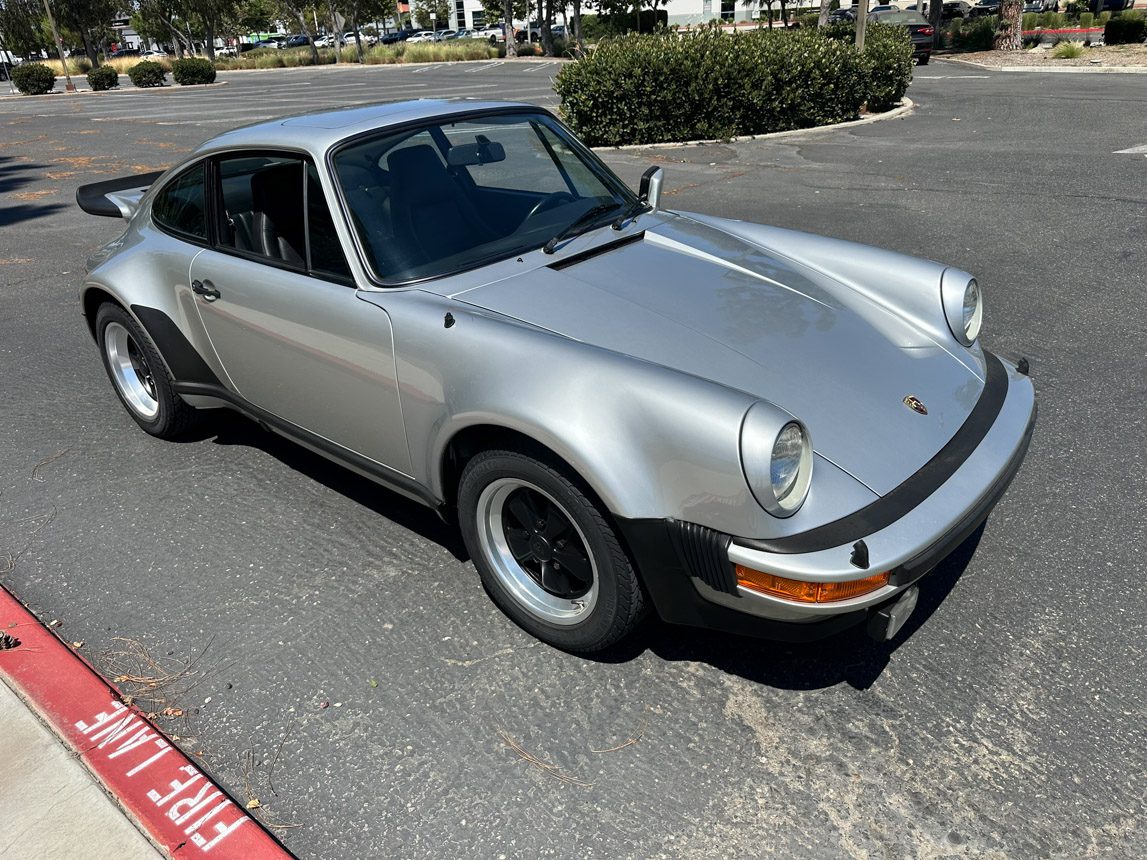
left=41, top=0, right=76, bottom=92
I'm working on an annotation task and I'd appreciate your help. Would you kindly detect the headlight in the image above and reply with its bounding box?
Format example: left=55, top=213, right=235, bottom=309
left=741, top=404, right=813, bottom=518
left=941, top=269, right=983, bottom=347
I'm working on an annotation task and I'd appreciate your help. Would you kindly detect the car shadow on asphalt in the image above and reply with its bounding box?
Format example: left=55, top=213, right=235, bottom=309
left=595, top=526, right=985, bottom=692
left=198, top=411, right=469, bottom=561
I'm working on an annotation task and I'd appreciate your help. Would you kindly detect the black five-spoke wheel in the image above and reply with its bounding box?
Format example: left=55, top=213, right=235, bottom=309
left=94, top=302, right=195, bottom=439
left=501, top=485, right=593, bottom=600
left=458, top=450, right=646, bottom=652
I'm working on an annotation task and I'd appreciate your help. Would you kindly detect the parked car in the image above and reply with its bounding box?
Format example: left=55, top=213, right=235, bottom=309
left=252, top=38, right=281, bottom=49
left=450, top=28, right=477, bottom=39
left=907, top=0, right=973, bottom=16
left=343, top=31, right=378, bottom=45
left=379, top=29, right=412, bottom=44
left=140, top=49, right=169, bottom=58
left=406, top=30, right=439, bottom=42
left=283, top=35, right=311, bottom=48
left=829, top=8, right=856, bottom=21
left=75, top=100, right=1034, bottom=652
left=869, top=9, right=935, bottom=63
left=966, top=0, right=1000, bottom=17
left=477, top=24, right=507, bottom=42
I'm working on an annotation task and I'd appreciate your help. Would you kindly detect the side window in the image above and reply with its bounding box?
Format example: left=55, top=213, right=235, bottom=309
left=217, top=155, right=306, bottom=266
left=153, top=163, right=207, bottom=241
left=215, top=154, right=351, bottom=281
left=306, top=163, right=352, bottom=280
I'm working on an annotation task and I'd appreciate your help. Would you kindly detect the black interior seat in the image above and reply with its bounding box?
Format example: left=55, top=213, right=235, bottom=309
left=249, top=162, right=306, bottom=266
left=386, top=144, right=494, bottom=271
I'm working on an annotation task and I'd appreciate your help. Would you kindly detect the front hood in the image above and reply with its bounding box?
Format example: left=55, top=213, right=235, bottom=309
left=451, top=218, right=985, bottom=496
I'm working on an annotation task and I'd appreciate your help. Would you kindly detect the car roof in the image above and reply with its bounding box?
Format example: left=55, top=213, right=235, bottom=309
left=193, top=99, right=539, bottom=157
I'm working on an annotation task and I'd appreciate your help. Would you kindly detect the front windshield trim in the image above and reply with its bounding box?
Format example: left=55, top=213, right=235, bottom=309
left=325, top=106, right=639, bottom=289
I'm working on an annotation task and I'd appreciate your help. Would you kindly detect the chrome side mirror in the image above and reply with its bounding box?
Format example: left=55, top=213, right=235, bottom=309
left=639, top=166, right=663, bottom=211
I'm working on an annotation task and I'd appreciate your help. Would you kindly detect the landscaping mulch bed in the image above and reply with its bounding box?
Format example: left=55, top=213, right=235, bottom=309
left=955, top=42, right=1147, bottom=67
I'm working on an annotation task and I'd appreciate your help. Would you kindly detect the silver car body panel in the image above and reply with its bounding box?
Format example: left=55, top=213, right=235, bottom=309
left=447, top=215, right=984, bottom=496
left=188, top=250, right=412, bottom=473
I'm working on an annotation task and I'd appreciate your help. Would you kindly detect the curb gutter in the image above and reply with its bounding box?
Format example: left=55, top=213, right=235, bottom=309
left=940, top=56, right=1147, bottom=74
left=0, top=585, right=293, bottom=859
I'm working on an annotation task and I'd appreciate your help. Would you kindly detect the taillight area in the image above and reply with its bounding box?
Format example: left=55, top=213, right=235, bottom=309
left=921, top=26, right=935, bottom=36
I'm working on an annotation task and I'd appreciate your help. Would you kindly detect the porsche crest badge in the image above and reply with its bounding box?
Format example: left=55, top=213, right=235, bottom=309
left=903, top=395, right=928, bottom=415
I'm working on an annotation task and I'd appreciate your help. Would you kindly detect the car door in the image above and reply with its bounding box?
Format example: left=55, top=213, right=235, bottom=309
left=189, top=152, right=412, bottom=475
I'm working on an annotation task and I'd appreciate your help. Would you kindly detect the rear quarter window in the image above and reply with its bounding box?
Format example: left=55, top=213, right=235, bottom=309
left=153, top=162, right=207, bottom=241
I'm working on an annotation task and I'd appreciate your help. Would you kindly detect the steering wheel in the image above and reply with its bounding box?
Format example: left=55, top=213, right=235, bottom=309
left=526, top=191, right=577, bottom=221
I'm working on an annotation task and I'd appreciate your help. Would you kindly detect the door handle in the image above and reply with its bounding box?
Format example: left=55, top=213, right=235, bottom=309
left=191, top=279, right=220, bottom=300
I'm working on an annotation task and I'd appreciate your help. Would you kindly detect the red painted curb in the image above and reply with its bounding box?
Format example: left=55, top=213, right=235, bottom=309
left=0, top=586, right=293, bottom=859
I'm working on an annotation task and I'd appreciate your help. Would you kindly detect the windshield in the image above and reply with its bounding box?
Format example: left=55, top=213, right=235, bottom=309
left=331, top=111, right=635, bottom=284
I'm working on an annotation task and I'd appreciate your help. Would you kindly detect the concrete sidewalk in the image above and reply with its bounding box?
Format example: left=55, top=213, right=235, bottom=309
left=0, top=679, right=161, bottom=860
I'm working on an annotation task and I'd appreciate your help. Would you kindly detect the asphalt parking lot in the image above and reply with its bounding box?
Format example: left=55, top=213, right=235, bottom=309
left=1, top=61, right=1145, bottom=858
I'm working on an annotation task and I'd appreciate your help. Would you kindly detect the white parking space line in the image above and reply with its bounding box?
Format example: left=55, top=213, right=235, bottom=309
left=1114, top=143, right=1147, bottom=154
left=465, top=61, right=504, bottom=73
left=521, top=62, right=559, bottom=73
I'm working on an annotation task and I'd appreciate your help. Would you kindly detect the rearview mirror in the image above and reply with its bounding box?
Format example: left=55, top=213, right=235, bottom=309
left=447, top=139, right=506, bottom=167
left=639, top=166, right=664, bottom=211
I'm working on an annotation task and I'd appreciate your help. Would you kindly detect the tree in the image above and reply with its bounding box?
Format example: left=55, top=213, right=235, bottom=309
left=0, top=0, right=51, bottom=57
left=414, top=0, right=450, bottom=29
left=51, top=0, right=118, bottom=66
left=927, top=0, right=941, bottom=49
left=995, top=0, right=1022, bottom=49
left=132, top=0, right=194, bottom=57
left=817, top=0, right=831, bottom=27
left=570, top=0, right=583, bottom=49
left=276, top=0, right=320, bottom=62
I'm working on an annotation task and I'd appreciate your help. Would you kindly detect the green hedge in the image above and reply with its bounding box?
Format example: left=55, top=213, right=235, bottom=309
left=87, top=65, right=119, bottom=91
left=862, top=24, right=915, bottom=112
left=555, top=26, right=911, bottom=147
left=1104, top=12, right=1146, bottom=45
left=11, top=62, right=55, bottom=95
left=945, top=16, right=996, bottom=51
left=128, top=60, right=166, bottom=88
left=172, top=57, right=216, bottom=85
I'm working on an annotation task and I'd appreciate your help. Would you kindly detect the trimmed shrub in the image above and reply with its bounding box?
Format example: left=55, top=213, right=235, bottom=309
left=947, top=16, right=996, bottom=51
left=862, top=23, right=915, bottom=113
left=128, top=60, right=166, bottom=87
left=1079, top=12, right=1094, bottom=28
left=1104, top=12, right=1146, bottom=45
left=87, top=64, right=119, bottom=91
left=554, top=26, right=872, bottom=147
left=171, top=57, right=216, bottom=85
left=11, top=62, right=56, bottom=95
left=1052, top=40, right=1083, bottom=57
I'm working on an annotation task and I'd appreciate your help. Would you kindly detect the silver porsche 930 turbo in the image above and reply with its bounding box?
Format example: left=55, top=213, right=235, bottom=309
left=77, top=100, right=1035, bottom=652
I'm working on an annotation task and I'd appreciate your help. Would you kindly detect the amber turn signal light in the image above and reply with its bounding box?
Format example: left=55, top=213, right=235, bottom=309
left=735, top=565, right=889, bottom=603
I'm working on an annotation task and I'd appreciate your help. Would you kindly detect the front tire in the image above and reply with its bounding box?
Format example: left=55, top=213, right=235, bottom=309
left=458, top=450, right=645, bottom=652
left=95, top=303, right=195, bottom=439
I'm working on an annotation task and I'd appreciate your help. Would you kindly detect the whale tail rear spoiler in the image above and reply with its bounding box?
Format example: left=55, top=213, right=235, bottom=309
left=76, top=170, right=166, bottom=219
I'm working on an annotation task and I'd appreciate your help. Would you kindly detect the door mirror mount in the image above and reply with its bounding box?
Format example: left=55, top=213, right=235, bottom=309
left=638, top=166, right=663, bottom=212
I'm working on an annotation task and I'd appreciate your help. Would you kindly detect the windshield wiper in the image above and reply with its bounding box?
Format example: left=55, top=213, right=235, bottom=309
left=542, top=202, right=621, bottom=254
left=610, top=198, right=649, bottom=232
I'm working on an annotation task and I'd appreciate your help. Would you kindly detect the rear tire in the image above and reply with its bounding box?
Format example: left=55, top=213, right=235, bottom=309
left=458, top=450, right=645, bottom=652
left=95, top=303, right=195, bottom=439
left=917, top=53, right=930, bottom=65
